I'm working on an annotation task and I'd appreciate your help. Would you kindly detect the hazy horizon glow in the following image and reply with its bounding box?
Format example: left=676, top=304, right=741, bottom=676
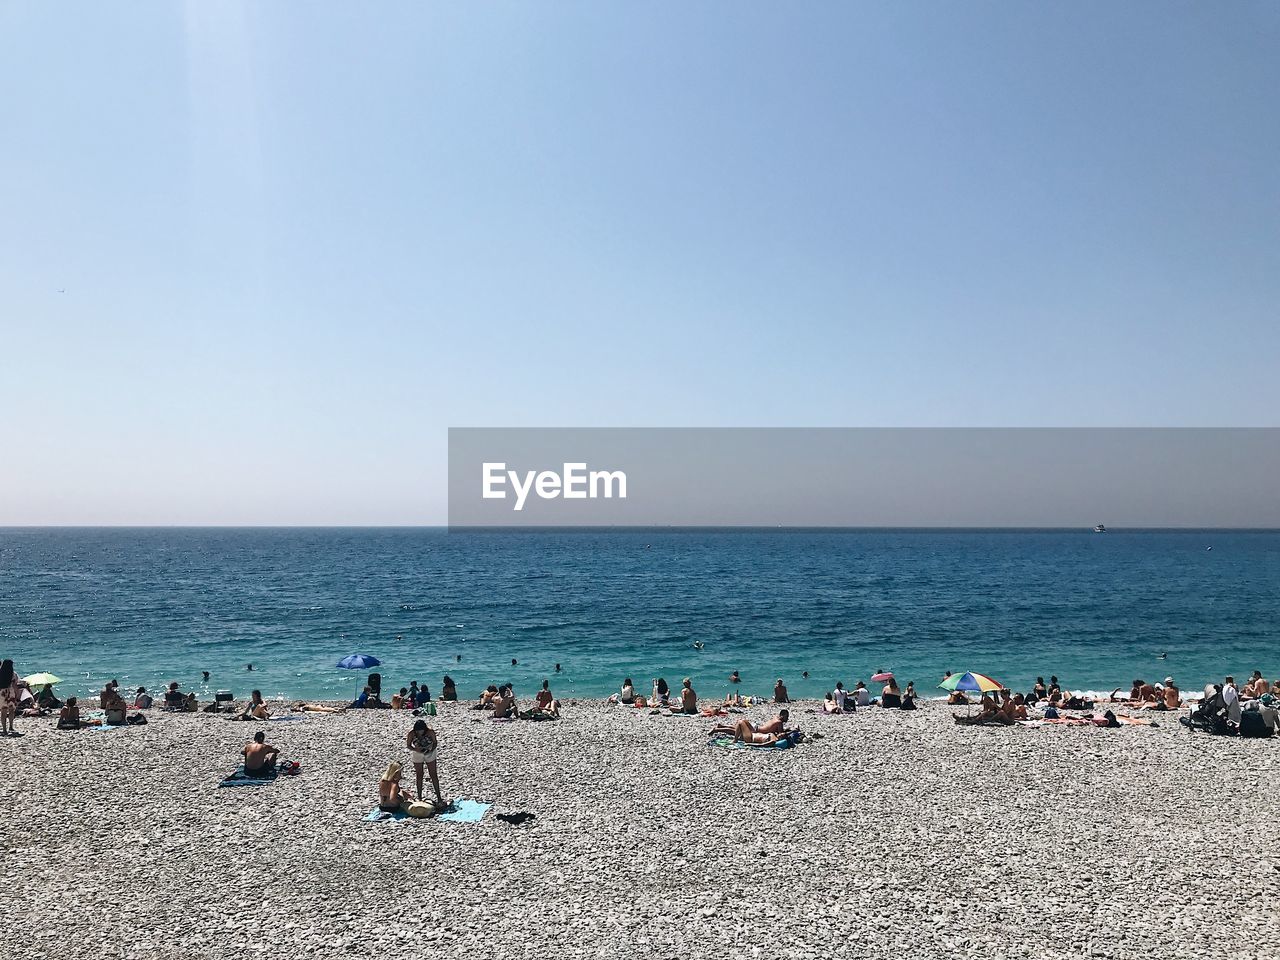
left=2, top=3, right=1278, bottom=524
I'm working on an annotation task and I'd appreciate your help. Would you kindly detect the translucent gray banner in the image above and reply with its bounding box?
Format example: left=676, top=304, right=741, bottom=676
left=447, top=428, right=1280, bottom=527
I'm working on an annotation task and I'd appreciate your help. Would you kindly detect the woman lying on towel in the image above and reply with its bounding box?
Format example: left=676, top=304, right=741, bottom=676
left=709, top=710, right=790, bottom=738
left=730, top=717, right=799, bottom=746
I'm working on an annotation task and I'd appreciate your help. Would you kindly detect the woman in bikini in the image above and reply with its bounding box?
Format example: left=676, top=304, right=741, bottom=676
left=379, top=761, right=407, bottom=813
left=532, top=680, right=559, bottom=718
left=406, top=720, right=443, bottom=803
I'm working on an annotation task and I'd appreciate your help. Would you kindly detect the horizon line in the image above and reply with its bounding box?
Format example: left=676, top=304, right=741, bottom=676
left=2, top=524, right=1278, bottom=532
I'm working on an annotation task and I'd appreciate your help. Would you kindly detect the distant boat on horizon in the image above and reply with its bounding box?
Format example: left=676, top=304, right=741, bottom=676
left=1093, top=524, right=1107, bottom=533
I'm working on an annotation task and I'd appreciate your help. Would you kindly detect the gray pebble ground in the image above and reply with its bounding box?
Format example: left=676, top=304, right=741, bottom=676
left=3, top=699, right=1277, bottom=960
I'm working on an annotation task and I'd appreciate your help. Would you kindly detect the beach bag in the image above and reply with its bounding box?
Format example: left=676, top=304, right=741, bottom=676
left=1240, top=711, right=1272, bottom=738
left=402, top=798, right=437, bottom=818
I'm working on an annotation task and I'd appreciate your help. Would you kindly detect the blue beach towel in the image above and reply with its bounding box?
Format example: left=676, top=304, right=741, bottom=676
left=365, top=808, right=408, bottom=822
left=708, top=735, right=794, bottom=751
left=219, top=765, right=279, bottom=788
left=437, top=799, right=491, bottom=823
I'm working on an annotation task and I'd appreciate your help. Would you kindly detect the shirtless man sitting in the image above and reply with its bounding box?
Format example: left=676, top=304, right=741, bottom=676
left=1139, top=679, right=1182, bottom=710
left=1242, top=671, right=1268, bottom=699
left=490, top=685, right=516, bottom=719
left=242, top=731, right=279, bottom=777
left=675, top=678, right=697, bottom=715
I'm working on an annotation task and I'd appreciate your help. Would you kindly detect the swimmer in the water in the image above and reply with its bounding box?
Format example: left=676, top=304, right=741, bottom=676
left=693, top=641, right=704, bottom=650
left=511, top=658, right=518, bottom=666
left=246, top=664, right=254, bottom=671
left=202, top=671, right=210, bottom=682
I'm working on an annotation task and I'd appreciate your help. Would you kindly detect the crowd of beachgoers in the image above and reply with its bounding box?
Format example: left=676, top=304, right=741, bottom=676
left=3, top=654, right=1277, bottom=819
left=5, top=654, right=1279, bottom=958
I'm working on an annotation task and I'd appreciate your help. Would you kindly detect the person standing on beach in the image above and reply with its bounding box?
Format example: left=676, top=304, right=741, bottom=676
left=0, top=659, right=27, bottom=736
left=406, top=719, right=442, bottom=803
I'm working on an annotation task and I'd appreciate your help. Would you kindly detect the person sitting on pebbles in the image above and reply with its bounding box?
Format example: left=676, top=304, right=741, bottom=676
left=406, top=719, right=444, bottom=804
left=440, top=676, right=458, bottom=701
left=162, top=681, right=185, bottom=710
left=880, top=677, right=903, bottom=709
left=672, top=678, right=697, bottom=715
left=237, top=690, right=270, bottom=721
left=491, top=685, right=516, bottom=719
left=242, top=731, right=279, bottom=777
left=773, top=678, right=789, bottom=703
left=525, top=679, right=559, bottom=719
left=102, top=685, right=129, bottom=724
left=379, top=761, right=407, bottom=813
left=476, top=685, right=500, bottom=710
left=972, top=694, right=1013, bottom=725
left=57, top=697, right=84, bottom=730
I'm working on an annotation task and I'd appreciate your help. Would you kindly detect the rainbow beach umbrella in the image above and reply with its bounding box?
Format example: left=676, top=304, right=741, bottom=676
left=939, top=671, right=1003, bottom=716
left=939, top=671, right=1003, bottom=697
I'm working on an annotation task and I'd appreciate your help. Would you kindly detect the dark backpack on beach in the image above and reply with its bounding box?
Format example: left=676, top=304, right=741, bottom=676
left=1240, top=711, right=1273, bottom=739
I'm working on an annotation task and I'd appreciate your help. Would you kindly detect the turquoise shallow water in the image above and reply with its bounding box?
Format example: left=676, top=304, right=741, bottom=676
left=1, top=527, right=1277, bottom=703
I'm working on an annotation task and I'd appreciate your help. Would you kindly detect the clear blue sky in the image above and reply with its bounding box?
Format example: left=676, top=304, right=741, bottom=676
left=1, top=2, right=1277, bottom=523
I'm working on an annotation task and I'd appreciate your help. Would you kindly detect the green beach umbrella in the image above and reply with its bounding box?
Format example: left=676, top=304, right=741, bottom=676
left=23, top=672, right=62, bottom=686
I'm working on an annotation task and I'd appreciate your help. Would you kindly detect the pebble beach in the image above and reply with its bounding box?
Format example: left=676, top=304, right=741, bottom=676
left=4, top=699, right=1278, bottom=960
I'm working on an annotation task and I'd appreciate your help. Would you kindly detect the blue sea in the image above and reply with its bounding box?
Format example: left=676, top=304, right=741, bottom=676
left=1, top=528, right=1276, bottom=703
